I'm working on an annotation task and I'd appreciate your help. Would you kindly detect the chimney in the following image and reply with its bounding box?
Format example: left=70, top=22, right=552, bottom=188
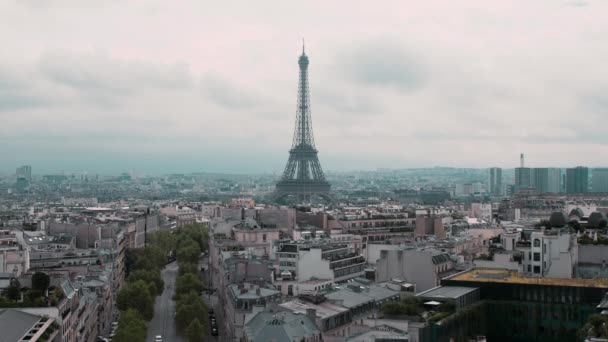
left=241, top=207, right=245, bottom=221
left=520, top=153, right=524, bottom=168
left=306, top=308, right=317, bottom=322
left=256, top=288, right=261, bottom=296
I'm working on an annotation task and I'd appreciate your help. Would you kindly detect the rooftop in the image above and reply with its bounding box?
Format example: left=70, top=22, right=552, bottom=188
left=229, top=283, right=280, bottom=300
left=245, top=311, right=319, bottom=342
left=280, top=299, right=348, bottom=320
left=447, top=268, right=608, bottom=288
left=417, top=286, right=479, bottom=299
left=0, top=309, right=44, bottom=342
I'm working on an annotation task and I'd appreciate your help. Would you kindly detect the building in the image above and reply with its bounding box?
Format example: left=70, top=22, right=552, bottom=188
left=514, top=167, right=532, bottom=191
left=16, top=165, right=32, bottom=182
left=375, top=248, right=455, bottom=292
left=592, top=168, right=608, bottom=193
left=224, top=282, right=281, bottom=340
left=243, top=309, right=321, bottom=342
left=531, top=168, right=561, bottom=193
left=488, top=167, right=502, bottom=196
left=566, top=166, right=589, bottom=193
left=0, top=309, right=59, bottom=342
left=497, top=226, right=577, bottom=278
left=276, top=241, right=366, bottom=284
left=437, top=268, right=608, bottom=342
left=279, top=279, right=400, bottom=338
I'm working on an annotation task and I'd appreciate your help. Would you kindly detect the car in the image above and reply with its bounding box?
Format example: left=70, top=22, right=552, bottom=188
left=155, top=335, right=162, bottom=342
left=211, top=327, right=218, bottom=336
left=111, top=322, right=118, bottom=327
left=208, top=308, right=214, bottom=315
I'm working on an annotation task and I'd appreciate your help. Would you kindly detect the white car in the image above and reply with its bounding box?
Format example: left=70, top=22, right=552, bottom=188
left=155, top=335, right=162, bottom=342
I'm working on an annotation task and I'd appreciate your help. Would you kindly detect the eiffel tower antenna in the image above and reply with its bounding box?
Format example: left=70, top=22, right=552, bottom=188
left=274, top=44, right=331, bottom=203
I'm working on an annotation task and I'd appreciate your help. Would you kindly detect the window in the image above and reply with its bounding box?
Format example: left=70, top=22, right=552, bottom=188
left=534, top=253, right=541, bottom=261
left=262, top=234, right=266, bottom=242
left=534, top=266, right=541, bottom=273
left=528, top=252, right=531, bottom=260
left=534, top=239, right=541, bottom=247
left=527, top=265, right=531, bottom=272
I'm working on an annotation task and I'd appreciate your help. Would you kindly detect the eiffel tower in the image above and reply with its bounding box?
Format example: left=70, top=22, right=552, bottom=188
left=274, top=44, right=331, bottom=203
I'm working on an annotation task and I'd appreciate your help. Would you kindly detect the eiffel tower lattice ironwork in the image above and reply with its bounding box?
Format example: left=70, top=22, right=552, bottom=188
left=275, top=45, right=331, bottom=202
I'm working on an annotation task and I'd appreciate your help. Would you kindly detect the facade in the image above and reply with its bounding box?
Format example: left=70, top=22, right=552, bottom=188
left=566, top=166, right=589, bottom=193
left=515, top=167, right=532, bottom=190
left=375, top=248, right=455, bottom=292
left=16, top=165, right=32, bottom=182
left=592, top=168, right=608, bottom=193
left=438, top=268, right=608, bottom=342
left=224, top=282, right=281, bottom=340
left=0, top=230, right=29, bottom=276
left=489, top=167, right=502, bottom=196
left=276, top=241, right=366, bottom=284
left=500, top=227, right=576, bottom=278
left=531, top=168, right=561, bottom=193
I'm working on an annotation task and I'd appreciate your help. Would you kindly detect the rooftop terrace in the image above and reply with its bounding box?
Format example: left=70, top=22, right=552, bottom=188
left=446, top=268, right=608, bottom=288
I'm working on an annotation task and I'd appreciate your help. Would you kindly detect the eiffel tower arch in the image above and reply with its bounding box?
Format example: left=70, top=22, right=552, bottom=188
left=274, top=45, right=331, bottom=203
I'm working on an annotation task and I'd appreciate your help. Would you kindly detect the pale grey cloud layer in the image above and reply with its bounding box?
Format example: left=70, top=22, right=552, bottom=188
left=0, top=0, right=607, bottom=174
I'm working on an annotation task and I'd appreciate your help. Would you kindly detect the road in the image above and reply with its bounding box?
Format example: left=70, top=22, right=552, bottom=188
left=148, top=261, right=182, bottom=342
left=200, top=255, right=220, bottom=341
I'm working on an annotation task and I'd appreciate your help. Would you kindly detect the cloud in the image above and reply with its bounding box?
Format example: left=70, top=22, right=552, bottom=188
left=335, top=40, right=427, bottom=91
left=2, top=0, right=608, bottom=173
left=200, top=73, right=261, bottom=110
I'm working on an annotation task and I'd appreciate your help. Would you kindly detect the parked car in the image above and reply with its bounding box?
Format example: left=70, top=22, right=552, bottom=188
left=211, top=327, right=218, bottom=336
left=155, top=335, right=162, bottom=342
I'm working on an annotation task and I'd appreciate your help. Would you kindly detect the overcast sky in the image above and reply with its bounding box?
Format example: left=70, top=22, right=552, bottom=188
left=1, top=0, right=606, bottom=175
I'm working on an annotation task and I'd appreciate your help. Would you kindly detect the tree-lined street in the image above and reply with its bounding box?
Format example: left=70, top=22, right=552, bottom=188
left=147, top=261, right=181, bottom=342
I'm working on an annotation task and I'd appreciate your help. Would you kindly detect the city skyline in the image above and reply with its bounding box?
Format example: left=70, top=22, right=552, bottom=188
left=2, top=1, right=608, bottom=174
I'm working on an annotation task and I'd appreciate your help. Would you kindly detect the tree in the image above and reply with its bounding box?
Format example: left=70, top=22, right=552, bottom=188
left=579, top=313, right=608, bottom=339
left=176, top=291, right=208, bottom=333
left=136, top=246, right=167, bottom=271
left=6, top=284, right=20, bottom=301
left=113, top=309, right=148, bottom=342
left=178, top=263, right=199, bottom=276
left=148, top=230, right=177, bottom=256
left=32, top=272, right=50, bottom=294
left=381, top=301, right=405, bottom=316
left=117, top=280, right=154, bottom=321
left=176, top=239, right=201, bottom=265
left=186, top=318, right=204, bottom=342
left=128, top=270, right=164, bottom=296
left=176, top=273, right=203, bottom=296
left=177, top=224, right=209, bottom=252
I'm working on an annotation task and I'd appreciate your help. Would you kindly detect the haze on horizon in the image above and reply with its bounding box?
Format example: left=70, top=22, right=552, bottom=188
left=1, top=0, right=606, bottom=175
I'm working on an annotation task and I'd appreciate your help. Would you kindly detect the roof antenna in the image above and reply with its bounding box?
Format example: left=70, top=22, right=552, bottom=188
left=302, top=38, right=305, bottom=54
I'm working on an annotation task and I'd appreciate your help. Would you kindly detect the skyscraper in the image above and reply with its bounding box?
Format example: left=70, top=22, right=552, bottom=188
left=16, top=165, right=32, bottom=182
left=514, top=153, right=531, bottom=190
left=566, top=166, right=589, bottom=193
left=489, top=167, right=502, bottom=195
left=592, top=168, right=608, bottom=192
left=275, top=45, right=331, bottom=202
left=531, top=168, right=561, bottom=193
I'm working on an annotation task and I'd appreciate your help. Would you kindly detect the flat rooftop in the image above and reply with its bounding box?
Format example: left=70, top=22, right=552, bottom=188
left=446, top=268, right=608, bottom=288
left=417, top=286, right=478, bottom=299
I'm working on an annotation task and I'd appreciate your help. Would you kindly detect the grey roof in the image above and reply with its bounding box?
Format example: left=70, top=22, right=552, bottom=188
left=229, top=283, right=280, bottom=300
left=0, top=309, right=43, bottom=342
left=245, top=311, right=319, bottom=342
left=325, top=282, right=400, bottom=308
left=417, top=286, right=478, bottom=299
left=431, top=253, right=451, bottom=265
